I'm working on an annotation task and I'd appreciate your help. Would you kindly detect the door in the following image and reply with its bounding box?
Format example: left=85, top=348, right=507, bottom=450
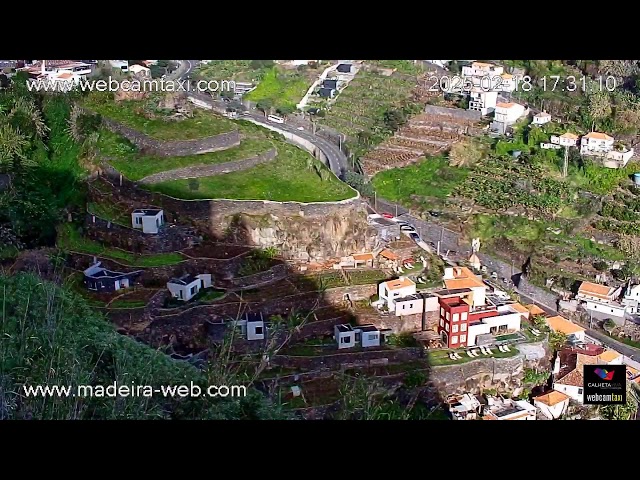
left=114, top=280, right=120, bottom=291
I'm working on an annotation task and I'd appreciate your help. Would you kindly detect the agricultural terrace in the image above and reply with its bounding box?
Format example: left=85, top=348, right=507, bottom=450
left=97, top=127, right=274, bottom=181
left=147, top=142, right=355, bottom=203
left=318, top=66, right=421, bottom=154
left=82, top=92, right=236, bottom=140
left=361, top=109, right=482, bottom=177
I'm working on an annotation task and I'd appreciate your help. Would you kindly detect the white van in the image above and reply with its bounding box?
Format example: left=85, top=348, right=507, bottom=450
left=267, top=114, right=285, bottom=124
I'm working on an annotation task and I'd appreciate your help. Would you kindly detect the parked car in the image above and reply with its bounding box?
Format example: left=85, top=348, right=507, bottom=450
left=381, top=213, right=394, bottom=219
left=409, top=232, right=420, bottom=241
left=400, top=225, right=416, bottom=232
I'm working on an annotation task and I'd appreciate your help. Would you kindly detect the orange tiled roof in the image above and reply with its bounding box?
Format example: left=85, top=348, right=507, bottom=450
left=560, top=132, right=579, bottom=140
left=546, top=316, right=585, bottom=335
left=352, top=253, right=374, bottom=261
left=526, top=304, right=546, bottom=316
left=555, top=368, right=583, bottom=387
left=584, top=131, right=613, bottom=141
left=384, top=278, right=415, bottom=291
left=597, top=349, right=622, bottom=363
left=509, top=303, right=529, bottom=314
left=578, top=281, right=614, bottom=299
left=534, top=390, right=570, bottom=406
left=496, top=102, right=518, bottom=109
left=379, top=249, right=399, bottom=261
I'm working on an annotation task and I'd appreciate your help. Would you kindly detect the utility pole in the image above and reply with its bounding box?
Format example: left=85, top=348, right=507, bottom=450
left=374, top=191, right=377, bottom=210
left=562, top=146, right=569, bottom=178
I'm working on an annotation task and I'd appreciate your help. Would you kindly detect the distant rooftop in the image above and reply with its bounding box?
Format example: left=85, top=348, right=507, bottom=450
left=133, top=208, right=163, bottom=216
left=168, top=274, right=198, bottom=286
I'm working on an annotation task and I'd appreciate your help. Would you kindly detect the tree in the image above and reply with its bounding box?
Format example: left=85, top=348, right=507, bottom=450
left=549, top=331, right=567, bottom=351
left=587, top=92, right=612, bottom=127
left=593, top=260, right=609, bottom=272
left=448, top=138, right=485, bottom=167
left=598, top=385, right=640, bottom=420
left=256, top=99, right=273, bottom=116
left=383, top=108, right=406, bottom=132
left=188, top=178, right=200, bottom=191
left=275, top=104, right=294, bottom=117
left=344, top=171, right=374, bottom=196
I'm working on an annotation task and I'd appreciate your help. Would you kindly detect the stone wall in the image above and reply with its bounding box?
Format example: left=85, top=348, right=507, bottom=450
left=356, top=311, right=440, bottom=334
left=322, top=284, right=377, bottom=304
left=428, top=341, right=549, bottom=397
left=271, top=347, right=422, bottom=370
left=84, top=213, right=200, bottom=254
left=101, top=118, right=241, bottom=157
left=139, top=148, right=278, bottom=184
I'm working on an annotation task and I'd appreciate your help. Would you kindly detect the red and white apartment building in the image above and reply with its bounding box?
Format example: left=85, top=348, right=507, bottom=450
left=436, top=267, right=525, bottom=348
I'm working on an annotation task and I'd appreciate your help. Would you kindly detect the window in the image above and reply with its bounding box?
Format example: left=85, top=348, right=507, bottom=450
left=439, top=319, right=444, bottom=327
left=578, top=388, right=583, bottom=394
left=446, top=312, right=450, bottom=320
left=409, top=303, right=413, bottom=309
left=451, top=336, right=458, bottom=344
left=453, top=313, right=459, bottom=322
left=369, top=334, right=378, bottom=340
left=461, top=323, right=467, bottom=332
left=452, top=324, right=459, bottom=333
left=254, top=326, right=263, bottom=335
left=190, top=285, right=197, bottom=295
left=402, top=304, right=406, bottom=309
left=460, top=334, right=466, bottom=343
left=341, top=336, right=350, bottom=343
left=440, top=307, right=444, bottom=316
left=611, top=309, right=614, bottom=313
left=461, top=312, right=468, bottom=320
left=135, top=217, right=142, bottom=225
left=445, top=323, right=449, bottom=332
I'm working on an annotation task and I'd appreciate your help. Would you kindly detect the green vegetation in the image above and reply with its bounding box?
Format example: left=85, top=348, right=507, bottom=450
left=83, top=93, right=236, bottom=140
left=1, top=273, right=287, bottom=419
left=148, top=142, right=355, bottom=202
left=87, top=200, right=131, bottom=226
left=238, top=248, right=279, bottom=276
left=372, top=156, right=468, bottom=202
left=244, top=67, right=310, bottom=110
left=195, top=60, right=272, bottom=83
left=98, top=128, right=273, bottom=181
left=57, top=224, right=185, bottom=267
left=318, top=67, right=420, bottom=156
left=428, top=346, right=519, bottom=366
left=1, top=80, right=87, bottom=250
left=109, top=299, right=147, bottom=308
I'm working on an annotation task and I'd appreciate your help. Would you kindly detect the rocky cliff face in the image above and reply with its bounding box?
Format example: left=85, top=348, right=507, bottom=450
left=224, top=207, right=380, bottom=261
left=429, top=342, right=550, bottom=397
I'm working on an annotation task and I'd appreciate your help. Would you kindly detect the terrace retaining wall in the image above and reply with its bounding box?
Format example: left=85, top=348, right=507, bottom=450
left=84, top=213, right=200, bottom=254
left=138, top=147, right=278, bottom=184
left=272, top=347, right=422, bottom=370
left=101, top=118, right=241, bottom=157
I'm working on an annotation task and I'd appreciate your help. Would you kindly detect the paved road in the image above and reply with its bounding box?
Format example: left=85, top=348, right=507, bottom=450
left=175, top=60, right=348, bottom=180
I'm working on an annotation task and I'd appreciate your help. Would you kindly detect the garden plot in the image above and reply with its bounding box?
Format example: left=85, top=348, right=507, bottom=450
left=182, top=243, right=252, bottom=260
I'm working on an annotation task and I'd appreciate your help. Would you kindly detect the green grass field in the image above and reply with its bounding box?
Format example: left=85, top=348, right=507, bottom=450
left=97, top=128, right=274, bottom=181
left=57, top=224, right=185, bottom=267
left=83, top=94, right=236, bottom=140
left=372, top=156, right=469, bottom=201
left=148, top=142, right=356, bottom=202
left=244, top=68, right=310, bottom=109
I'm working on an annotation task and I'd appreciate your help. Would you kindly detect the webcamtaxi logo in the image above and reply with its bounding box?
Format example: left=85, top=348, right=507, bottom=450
left=584, top=365, right=626, bottom=405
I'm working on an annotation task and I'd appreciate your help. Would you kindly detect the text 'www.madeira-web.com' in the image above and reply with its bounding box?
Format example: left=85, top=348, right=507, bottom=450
left=22, top=382, right=247, bottom=398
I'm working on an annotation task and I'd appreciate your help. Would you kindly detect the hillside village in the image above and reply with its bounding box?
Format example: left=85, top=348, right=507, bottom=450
left=1, top=58, right=640, bottom=420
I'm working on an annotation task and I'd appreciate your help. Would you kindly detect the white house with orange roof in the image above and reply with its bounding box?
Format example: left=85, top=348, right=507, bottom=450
left=580, top=131, right=614, bottom=155
left=461, top=61, right=504, bottom=81
left=545, top=315, right=586, bottom=343
left=580, top=132, right=634, bottom=167
left=533, top=111, right=551, bottom=125
left=377, top=277, right=417, bottom=312
left=494, top=102, right=526, bottom=124
left=443, top=266, right=488, bottom=308
left=577, top=281, right=625, bottom=318
left=533, top=390, right=570, bottom=419
left=550, top=132, right=579, bottom=147
left=525, top=304, right=547, bottom=317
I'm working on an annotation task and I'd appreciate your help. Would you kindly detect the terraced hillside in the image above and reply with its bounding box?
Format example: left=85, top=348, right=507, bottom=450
left=361, top=106, right=484, bottom=176
left=90, top=94, right=355, bottom=203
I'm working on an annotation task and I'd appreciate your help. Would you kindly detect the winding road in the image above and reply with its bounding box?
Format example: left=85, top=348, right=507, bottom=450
left=175, top=60, right=640, bottom=358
